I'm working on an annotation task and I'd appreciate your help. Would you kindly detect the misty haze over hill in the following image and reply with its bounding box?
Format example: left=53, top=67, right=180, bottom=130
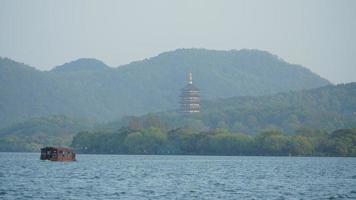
left=1, top=82, right=355, bottom=152
left=0, top=49, right=330, bottom=128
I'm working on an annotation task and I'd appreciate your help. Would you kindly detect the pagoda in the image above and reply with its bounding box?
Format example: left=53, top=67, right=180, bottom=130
left=179, top=72, right=200, bottom=113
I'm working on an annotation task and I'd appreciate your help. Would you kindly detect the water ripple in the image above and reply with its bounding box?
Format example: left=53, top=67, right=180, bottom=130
left=0, top=153, right=355, bottom=199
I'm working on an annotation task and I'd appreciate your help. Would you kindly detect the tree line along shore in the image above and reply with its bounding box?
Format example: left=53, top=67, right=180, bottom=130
left=71, top=127, right=356, bottom=157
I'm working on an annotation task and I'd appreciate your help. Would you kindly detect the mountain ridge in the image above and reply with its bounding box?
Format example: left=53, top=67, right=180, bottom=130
left=51, top=58, right=111, bottom=72
left=0, top=48, right=330, bottom=128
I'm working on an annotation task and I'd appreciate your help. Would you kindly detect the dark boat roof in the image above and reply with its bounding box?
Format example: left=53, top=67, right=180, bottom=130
left=41, top=147, right=74, bottom=152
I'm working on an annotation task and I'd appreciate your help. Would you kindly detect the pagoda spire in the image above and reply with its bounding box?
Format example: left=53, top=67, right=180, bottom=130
left=189, top=72, right=193, bottom=84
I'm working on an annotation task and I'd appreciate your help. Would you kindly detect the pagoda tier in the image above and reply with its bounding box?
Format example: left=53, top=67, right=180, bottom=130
left=179, top=72, right=200, bottom=113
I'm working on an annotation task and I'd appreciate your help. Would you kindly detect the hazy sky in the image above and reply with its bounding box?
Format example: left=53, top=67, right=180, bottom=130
left=0, top=0, right=355, bottom=83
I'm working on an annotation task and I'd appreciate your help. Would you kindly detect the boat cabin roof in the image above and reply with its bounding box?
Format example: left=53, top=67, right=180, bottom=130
left=41, top=147, right=74, bottom=152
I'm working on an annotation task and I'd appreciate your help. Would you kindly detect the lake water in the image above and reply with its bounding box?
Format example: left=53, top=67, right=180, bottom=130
left=0, top=153, right=355, bottom=200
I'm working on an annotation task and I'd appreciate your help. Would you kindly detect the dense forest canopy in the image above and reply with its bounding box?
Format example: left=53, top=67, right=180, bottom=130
left=71, top=127, right=356, bottom=157
left=0, top=49, right=329, bottom=128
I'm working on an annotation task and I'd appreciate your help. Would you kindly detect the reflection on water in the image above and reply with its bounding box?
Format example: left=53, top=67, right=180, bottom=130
left=0, top=153, right=355, bottom=199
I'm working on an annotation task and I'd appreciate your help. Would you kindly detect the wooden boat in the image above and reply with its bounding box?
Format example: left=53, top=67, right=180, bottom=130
left=40, top=147, right=76, bottom=161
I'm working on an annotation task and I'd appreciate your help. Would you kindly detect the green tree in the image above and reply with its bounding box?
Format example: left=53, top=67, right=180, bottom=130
left=124, top=128, right=167, bottom=154
left=287, top=135, right=314, bottom=156
left=325, top=129, right=356, bottom=156
left=255, top=130, right=289, bottom=155
left=208, top=133, right=253, bottom=155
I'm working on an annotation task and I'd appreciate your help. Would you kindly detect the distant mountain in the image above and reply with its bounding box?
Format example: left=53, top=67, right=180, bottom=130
left=0, top=58, right=55, bottom=127
left=0, top=49, right=330, bottom=128
left=52, top=58, right=110, bottom=72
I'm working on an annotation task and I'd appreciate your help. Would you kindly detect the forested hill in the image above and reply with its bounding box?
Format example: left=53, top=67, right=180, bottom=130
left=200, top=83, right=356, bottom=133
left=0, top=115, right=95, bottom=152
left=122, top=83, right=356, bottom=134
left=0, top=49, right=330, bottom=128
left=0, top=83, right=355, bottom=152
